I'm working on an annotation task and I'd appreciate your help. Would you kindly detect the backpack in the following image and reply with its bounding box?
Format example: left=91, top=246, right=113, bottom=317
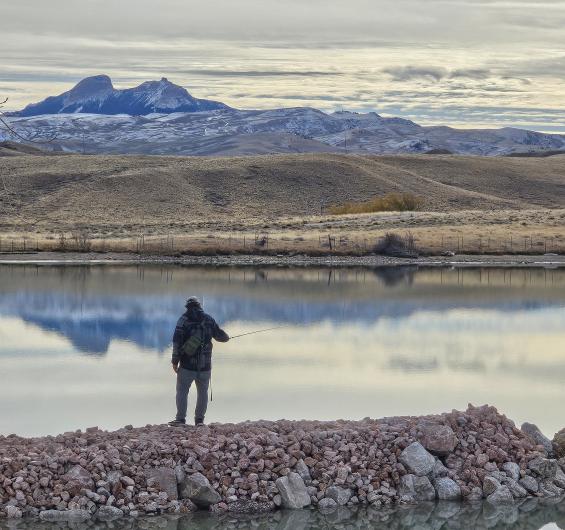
left=181, top=322, right=205, bottom=358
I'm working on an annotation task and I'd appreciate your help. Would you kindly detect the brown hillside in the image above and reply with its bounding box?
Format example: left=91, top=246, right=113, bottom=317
left=1, top=153, right=564, bottom=230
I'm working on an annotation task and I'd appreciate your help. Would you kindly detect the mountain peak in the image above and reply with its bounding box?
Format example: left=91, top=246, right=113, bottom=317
left=73, top=75, right=113, bottom=92
left=13, top=75, right=230, bottom=117
left=68, top=75, right=114, bottom=103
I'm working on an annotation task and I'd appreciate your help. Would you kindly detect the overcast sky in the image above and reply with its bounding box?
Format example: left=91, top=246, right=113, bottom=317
left=2, top=0, right=565, bottom=131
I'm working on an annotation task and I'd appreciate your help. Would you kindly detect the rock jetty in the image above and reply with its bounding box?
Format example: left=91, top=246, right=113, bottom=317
left=1, top=405, right=564, bottom=521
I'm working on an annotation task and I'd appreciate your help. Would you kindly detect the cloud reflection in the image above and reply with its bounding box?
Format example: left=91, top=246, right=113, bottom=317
left=0, top=265, right=564, bottom=436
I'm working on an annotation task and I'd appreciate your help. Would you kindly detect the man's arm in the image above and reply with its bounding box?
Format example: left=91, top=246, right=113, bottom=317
left=212, top=320, right=230, bottom=342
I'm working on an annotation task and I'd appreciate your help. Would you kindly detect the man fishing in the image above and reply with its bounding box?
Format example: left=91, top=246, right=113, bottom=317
left=169, top=297, right=229, bottom=427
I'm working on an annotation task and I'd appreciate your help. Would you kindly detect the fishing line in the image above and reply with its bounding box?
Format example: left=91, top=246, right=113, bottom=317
left=229, top=325, right=289, bottom=339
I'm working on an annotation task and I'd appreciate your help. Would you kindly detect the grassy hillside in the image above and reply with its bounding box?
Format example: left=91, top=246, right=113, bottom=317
left=1, top=153, right=564, bottom=234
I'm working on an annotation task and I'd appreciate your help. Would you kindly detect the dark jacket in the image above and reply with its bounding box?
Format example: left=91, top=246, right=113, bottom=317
left=172, top=306, right=229, bottom=371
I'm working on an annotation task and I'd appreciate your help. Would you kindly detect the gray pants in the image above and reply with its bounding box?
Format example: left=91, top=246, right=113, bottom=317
left=176, top=369, right=210, bottom=423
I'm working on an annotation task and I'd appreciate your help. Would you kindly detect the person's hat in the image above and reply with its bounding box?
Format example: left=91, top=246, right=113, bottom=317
left=185, top=296, right=202, bottom=308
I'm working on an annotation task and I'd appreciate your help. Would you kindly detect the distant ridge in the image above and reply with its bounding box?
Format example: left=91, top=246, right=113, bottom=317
left=4, top=76, right=565, bottom=156
left=10, top=75, right=230, bottom=116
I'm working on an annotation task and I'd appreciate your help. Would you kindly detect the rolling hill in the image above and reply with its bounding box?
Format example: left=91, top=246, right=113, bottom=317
left=1, top=153, right=564, bottom=232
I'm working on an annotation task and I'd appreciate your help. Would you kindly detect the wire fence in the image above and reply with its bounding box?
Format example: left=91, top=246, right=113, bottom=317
left=0, top=232, right=564, bottom=256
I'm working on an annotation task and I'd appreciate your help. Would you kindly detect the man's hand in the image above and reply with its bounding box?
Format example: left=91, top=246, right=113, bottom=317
left=172, top=362, right=179, bottom=374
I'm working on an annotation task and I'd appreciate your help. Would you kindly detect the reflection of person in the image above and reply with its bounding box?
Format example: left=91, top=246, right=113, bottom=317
left=169, top=297, right=229, bottom=426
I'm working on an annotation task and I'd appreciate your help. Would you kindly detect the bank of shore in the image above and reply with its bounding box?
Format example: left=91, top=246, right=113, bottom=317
left=2, top=405, right=565, bottom=521
left=1, top=252, right=565, bottom=268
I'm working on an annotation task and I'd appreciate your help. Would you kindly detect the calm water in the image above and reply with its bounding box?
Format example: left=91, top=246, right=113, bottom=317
left=1, top=500, right=565, bottom=529
left=0, top=264, right=564, bottom=439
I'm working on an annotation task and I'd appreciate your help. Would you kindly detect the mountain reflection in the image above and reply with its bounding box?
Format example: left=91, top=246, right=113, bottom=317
left=0, top=265, right=564, bottom=355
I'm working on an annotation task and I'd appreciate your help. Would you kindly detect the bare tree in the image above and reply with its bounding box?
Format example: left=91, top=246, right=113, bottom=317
left=0, top=97, right=44, bottom=222
left=0, top=97, right=56, bottom=144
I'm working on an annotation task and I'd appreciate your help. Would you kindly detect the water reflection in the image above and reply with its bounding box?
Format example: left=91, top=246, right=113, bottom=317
left=0, top=265, right=563, bottom=355
left=1, top=498, right=564, bottom=530
left=0, top=265, right=564, bottom=437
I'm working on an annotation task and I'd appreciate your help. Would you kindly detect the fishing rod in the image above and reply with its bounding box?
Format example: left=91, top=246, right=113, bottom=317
left=229, top=326, right=288, bottom=339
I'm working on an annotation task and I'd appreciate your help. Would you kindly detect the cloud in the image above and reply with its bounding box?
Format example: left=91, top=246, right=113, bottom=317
left=506, top=56, right=565, bottom=79
left=450, top=69, right=491, bottom=80
left=382, top=66, right=448, bottom=82
left=383, top=66, right=497, bottom=83
left=180, top=69, right=341, bottom=78
left=2, top=0, right=565, bottom=131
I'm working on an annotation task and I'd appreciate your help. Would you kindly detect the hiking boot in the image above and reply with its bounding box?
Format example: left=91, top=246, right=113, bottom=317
left=168, top=419, right=186, bottom=427
left=195, top=418, right=205, bottom=427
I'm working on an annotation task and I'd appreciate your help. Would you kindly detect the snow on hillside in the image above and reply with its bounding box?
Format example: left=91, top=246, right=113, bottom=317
left=5, top=76, right=565, bottom=156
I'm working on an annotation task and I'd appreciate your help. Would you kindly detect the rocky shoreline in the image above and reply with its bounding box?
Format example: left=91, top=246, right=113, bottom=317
left=1, top=251, right=565, bottom=268
left=1, top=405, right=565, bottom=522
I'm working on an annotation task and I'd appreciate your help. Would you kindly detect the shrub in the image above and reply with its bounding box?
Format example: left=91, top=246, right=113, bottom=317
left=71, top=229, right=92, bottom=252
left=373, top=231, right=419, bottom=257
left=329, top=193, right=423, bottom=215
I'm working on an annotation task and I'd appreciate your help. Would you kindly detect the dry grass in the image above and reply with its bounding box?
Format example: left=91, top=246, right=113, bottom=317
left=1, top=153, right=564, bottom=256
left=1, top=153, right=565, bottom=234
left=2, top=208, right=564, bottom=256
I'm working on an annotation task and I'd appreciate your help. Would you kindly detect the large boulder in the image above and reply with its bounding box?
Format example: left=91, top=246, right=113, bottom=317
left=5, top=506, right=22, bottom=519
left=419, top=423, right=458, bottom=456
left=294, top=459, right=312, bottom=482
left=522, top=423, right=553, bottom=455
left=501, top=462, right=521, bottom=482
left=318, top=497, right=338, bottom=511
left=145, top=467, right=178, bottom=500
left=227, top=500, right=274, bottom=514
left=62, top=465, right=94, bottom=496
left=554, top=466, right=565, bottom=489
left=539, top=480, right=563, bottom=497
left=399, top=442, right=436, bottom=477
left=486, top=485, right=514, bottom=505
left=483, top=476, right=501, bottom=496
left=179, top=472, right=221, bottom=507
left=398, top=474, right=436, bottom=501
left=39, top=510, right=91, bottom=522
left=505, top=479, right=527, bottom=499
left=528, top=457, right=558, bottom=479
left=325, top=486, right=352, bottom=506
left=519, top=476, right=539, bottom=494
left=434, top=477, right=461, bottom=501
left=553, top=428, right=565, bottom=458
left=275, top=472, right=311, bottom=509
left=96, top=506, right=124, bottom=519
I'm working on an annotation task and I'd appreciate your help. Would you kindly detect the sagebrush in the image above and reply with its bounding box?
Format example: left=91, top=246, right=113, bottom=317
left=329, top=193, right=423, bottom=215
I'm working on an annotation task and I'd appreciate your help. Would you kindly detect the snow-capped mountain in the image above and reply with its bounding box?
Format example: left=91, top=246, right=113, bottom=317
left=5, top=76, right=565, bottom=156
left=11, top=75, right=229, bottom=116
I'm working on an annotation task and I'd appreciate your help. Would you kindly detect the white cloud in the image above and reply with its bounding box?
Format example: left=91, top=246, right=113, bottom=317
left=1, top=1, right=564, bottom=131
